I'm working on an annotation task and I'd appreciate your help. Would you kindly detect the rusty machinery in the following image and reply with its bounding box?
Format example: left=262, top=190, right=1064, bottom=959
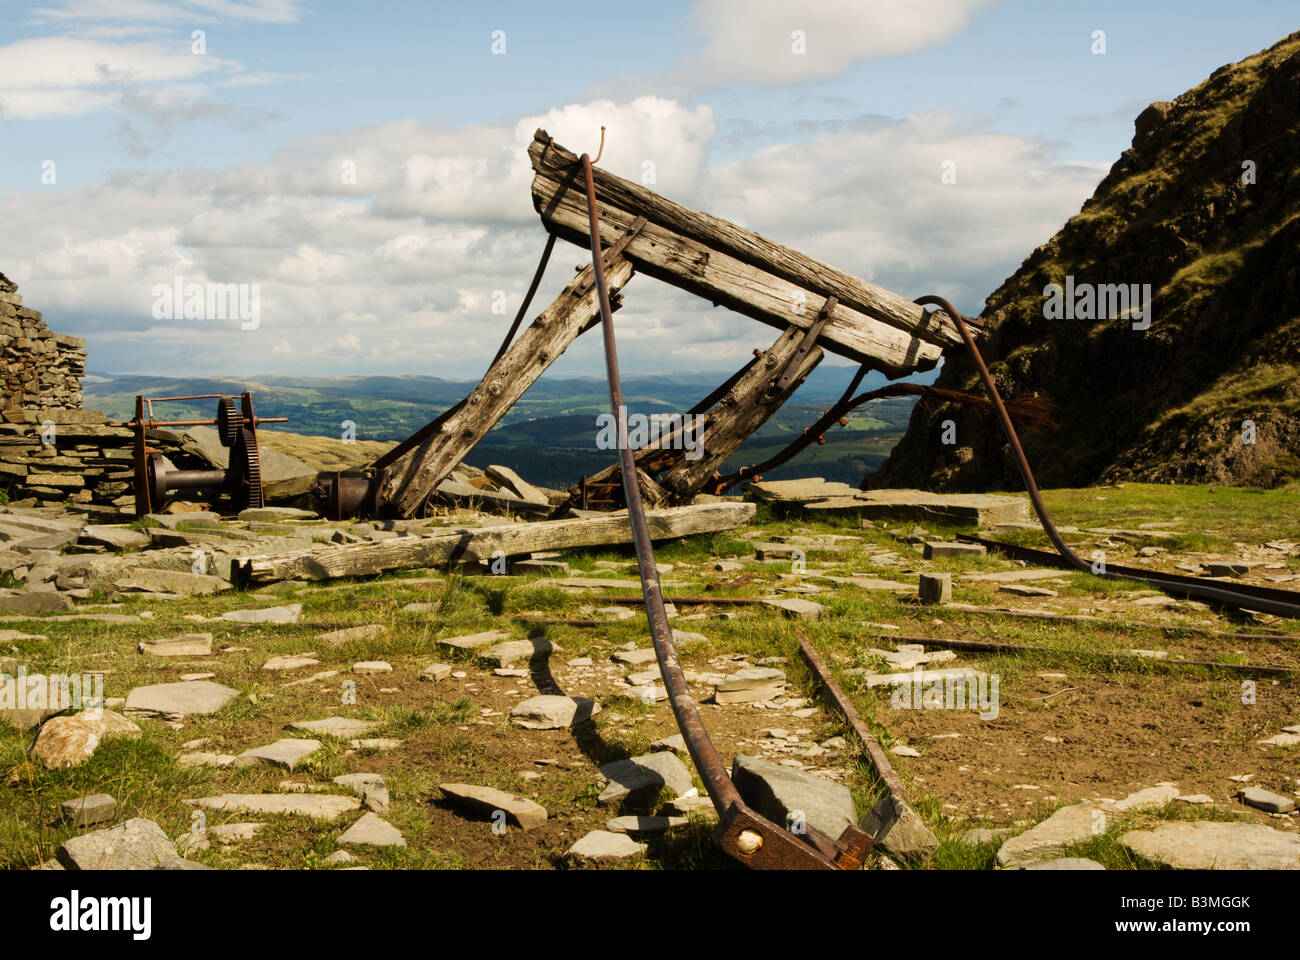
left=124, top=392, right=286, bottom=517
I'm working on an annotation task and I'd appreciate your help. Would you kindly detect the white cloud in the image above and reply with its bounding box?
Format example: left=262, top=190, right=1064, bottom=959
left=600, top=0, right=998, bottom=95
left=0, top=36, right=239, bottom=119
left=31, top=0, right=303, bottom=25
left=0, top=98, right=1104, bottom=380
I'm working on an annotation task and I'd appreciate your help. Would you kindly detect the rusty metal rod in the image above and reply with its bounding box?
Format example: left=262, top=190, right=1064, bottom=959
left=855, top=632, right=1297, bottom=677
left=579, top=149, right=854, bottom=869
left=798, top=633, right=912, bottom=802
left=936, top=602, right=1300, bottom=643
left=954, top=531, right=1300, bottom=610
left=918, top=295, right=1300, bottom=621
left=579, top=151, right=741, bottom=815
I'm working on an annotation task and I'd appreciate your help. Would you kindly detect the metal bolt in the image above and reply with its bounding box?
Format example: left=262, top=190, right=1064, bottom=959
left=736, top=830, right=763, bottom=855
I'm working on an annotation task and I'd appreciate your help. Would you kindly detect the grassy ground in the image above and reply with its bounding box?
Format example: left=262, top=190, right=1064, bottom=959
left=1, top=482, right=1297, bottom=870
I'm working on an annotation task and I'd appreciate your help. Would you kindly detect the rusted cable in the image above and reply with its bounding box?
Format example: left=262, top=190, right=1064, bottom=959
left=491, top=231, right=557, bottom=366
left=917, top=295, right=1300, bottom=620
left=715, top=380, right=1054, bottom=494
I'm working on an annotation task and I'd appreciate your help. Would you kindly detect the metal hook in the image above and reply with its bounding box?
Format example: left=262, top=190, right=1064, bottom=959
left=592, top=125, right=606, bottom=165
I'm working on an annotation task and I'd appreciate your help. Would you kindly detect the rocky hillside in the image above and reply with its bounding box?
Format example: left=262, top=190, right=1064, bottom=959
left=872, top=31, right=1300, bottom=491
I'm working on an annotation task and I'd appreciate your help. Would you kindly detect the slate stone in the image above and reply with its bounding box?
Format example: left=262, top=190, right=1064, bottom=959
left=237, top=738, right=322, bottom=770
left=0, top=592, right=71, bottom=614
left=124, top=680, right=240, bottom=717
left=922, top=541, right=987, bottom=559
left=316, top=624, right=384, bottom=646
left=714, top=667, right=786, bottom=704
left=139, top=633, right=212, bottom=658
left=222, top=603, right=302, bottom=624
left=731, top=755, right=857, bottom=839
left=57, top=818, right=181, bottom=870
left=436, top=629, right=511, bottom=652
left=566, top=830, right=646, bottom=861
left=996, top=802, right=1114, bottom=868
left=598, top=752, right=694, bottom=806
left=1239, top=786, right=1296, bottom=813
left=510, top=695, right=600, bottom=729
left=287, top=717, right=381, bottom=739
left=1020, top=857, right=1106, bottom=870
left=79, top=525, right=150, bottom=551
left=186, top=793, right=359, bottom=820
left=761, top=597, right=825, bottom=620
left=114, top=568, right=229, bottom=596
left=1121, top=820, right=1300, bottom=870
left=439, top=783, right=548, bottom=830
left=60, top=793, right=117, bottom=826
left=337, top=812, right=406, bottom=847
left=918, top=572, right=952, bottom=605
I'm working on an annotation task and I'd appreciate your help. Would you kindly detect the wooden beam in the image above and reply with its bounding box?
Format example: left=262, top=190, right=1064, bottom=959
left=660, top=324, right=823, bottom=496
left=380, top=252, right=635, bottom=517
left=531, top=165, right=940, bottom=374
left=232, top=502, right=756, bottom=584
left=530, top=129, right=970, bottom=356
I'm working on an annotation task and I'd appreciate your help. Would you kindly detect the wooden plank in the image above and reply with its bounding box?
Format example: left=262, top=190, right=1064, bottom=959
left=232, top=502, right=756, bottom=584
left=530, top=129, right=972, bottom=351
left=531, top=171, right=942, bottom=374
left=380, top=253, right=635, bottom=517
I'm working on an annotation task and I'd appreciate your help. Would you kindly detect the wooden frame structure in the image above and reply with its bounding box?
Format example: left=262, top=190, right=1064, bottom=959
left=370, top=130, right=977, bottom=518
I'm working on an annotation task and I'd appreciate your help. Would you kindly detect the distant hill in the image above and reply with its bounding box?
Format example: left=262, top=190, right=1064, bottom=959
left=84, top=365, right=921, bottom=490
left=874, top=32, right=1300, bottom=491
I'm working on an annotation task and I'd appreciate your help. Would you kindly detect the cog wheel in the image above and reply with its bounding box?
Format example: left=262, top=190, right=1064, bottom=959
left=216, top=397, right=241, bottom=448
left=231, top=427, right=264, bottom=510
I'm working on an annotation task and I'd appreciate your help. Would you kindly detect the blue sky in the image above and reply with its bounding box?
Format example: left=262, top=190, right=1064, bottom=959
left=0, top=0, right=1294, bottom=380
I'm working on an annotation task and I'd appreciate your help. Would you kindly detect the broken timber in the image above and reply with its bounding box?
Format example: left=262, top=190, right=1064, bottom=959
left=380, top=238, right=638, bottom=518
left=565, top=321, right=825, bottom=509
left=531, top=129, right=970, bottom=371
left=232, top=502, right=754, bottom=585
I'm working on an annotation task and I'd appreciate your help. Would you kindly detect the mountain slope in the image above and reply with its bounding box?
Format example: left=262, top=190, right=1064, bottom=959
left=872, top=31, right=1300, bottom=491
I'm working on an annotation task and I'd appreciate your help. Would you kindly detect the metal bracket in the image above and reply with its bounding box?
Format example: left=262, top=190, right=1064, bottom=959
left=773, top=295, right=837, bottom=395
left=571, top=215, right=648, bottom=303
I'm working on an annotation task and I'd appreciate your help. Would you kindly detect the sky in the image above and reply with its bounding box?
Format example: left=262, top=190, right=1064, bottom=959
left=0, top=0, right=1295, bottom=381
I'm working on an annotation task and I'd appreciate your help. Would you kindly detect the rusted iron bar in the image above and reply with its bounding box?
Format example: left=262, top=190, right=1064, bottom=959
left=919, top=295, right=1300, bottom=622
left=855, top=632, right=1297, bottom=678
left=953, top=531, right=1300, bottom=613
left=587, top=594, right=761, bottom=606
left=797, top=633, right=912, bottom=803
left=579, top=147, right=867, bottom=870
left=936, top=602, right=1300, bottom=643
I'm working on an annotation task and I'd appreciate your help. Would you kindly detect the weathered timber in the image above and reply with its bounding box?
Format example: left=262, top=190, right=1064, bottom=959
left=530, top=130, right=964, bottom=361
left=531, top=171, right=940, bottom=375
left=381, top=253, right=635, bottom=517
left=571, top=323, right=824, bottom=506
left=233, top=502, right=755, bottom=584
left=660, top=325, right=822, bottom=496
